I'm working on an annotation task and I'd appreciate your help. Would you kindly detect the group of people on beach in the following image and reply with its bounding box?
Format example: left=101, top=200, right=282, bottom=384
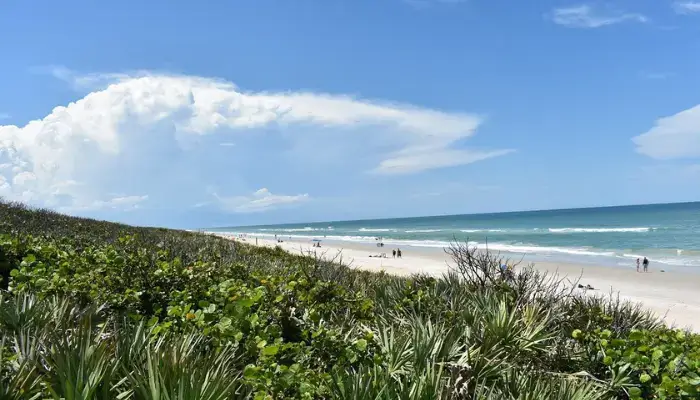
left=392, top=248, right=402, bottom=258
left=636, top=257, right=650, bottom=272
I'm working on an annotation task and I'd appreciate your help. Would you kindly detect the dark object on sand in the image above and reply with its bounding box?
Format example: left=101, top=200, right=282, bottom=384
left=369, top=253, right=387, bottom=258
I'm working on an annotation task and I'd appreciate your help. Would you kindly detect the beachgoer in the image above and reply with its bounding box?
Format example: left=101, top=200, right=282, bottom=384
left=392, top=249, right=396, bottom=258
left=397, top=249, right=402, bottom=258
left=643, top=257, right=649, bottom=272
left=636, top=258, right=640, bottom=272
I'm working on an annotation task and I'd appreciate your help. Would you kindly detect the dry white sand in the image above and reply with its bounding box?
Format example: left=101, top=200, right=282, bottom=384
left=224, top=235, right=700, bottom=332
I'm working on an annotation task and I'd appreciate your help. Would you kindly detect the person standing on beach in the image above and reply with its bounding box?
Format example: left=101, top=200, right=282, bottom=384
left=636, top=258, right=640, bottom=272
left=643, top=257, right=649, bottom=272
left=392, top=249, right=396, bottom=258
left=397, top=249, right=402, bottom=258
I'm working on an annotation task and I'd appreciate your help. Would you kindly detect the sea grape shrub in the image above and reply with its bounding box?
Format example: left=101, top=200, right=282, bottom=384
left=163, top=274, right=379, bottom=397
left=572, top=326, right=700, bottom=399
left=2, top=231, right=381, bottom=398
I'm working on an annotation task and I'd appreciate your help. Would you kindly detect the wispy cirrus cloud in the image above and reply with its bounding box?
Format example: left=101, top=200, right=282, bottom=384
left=374, top=147, right=514, bottom=175
left=673, top=1, right=700, bottom=14
left=213, top=188, right=309, bottom=213
left=638, top=71, right=675, bottom=80
left=549, top=4, right=647, bottom=28
left=83, top=195, right=149, bottom=211
left=0, top=113, right=10, bottom=120
left=30, top=65, right=154, bottom=91
left=1, top=67, right=511, bottom=214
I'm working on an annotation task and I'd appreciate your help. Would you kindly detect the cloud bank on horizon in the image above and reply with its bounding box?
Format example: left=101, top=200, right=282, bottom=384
left=0, top=68, right=511, bottom=214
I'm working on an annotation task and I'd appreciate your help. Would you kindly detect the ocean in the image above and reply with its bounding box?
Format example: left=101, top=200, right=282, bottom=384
left=210, top=202, right=700, bottom=269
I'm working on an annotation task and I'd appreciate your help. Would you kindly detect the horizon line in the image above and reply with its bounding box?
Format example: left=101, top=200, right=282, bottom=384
left=208, top=200, right=700, bottom=230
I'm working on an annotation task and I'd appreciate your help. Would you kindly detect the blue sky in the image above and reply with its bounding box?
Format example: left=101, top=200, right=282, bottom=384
left=1, top=0, right=700, bottom=228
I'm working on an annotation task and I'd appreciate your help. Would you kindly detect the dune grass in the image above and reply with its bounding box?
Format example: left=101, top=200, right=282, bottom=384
left=0, top=199, right=698, bottom=399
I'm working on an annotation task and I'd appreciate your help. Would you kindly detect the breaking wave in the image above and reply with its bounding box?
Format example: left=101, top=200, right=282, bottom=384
left=549, top=227, right=651, bottom=233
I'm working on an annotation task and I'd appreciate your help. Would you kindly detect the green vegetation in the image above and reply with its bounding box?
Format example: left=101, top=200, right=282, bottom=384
left=0, top=199, right=699, bottom=399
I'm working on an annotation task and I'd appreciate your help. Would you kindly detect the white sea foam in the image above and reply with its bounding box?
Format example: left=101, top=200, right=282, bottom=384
left=209, top=230, right=700, bottom=268
left=225, top=231, right=616, bottom=257
left=472, top=243, right=617, bottom=257
left=405, top=229, right=442, bottom=233
left=358, top=228, right=397, bottom=232
left=622, top=253, right=645, bottom=259
left=549, top=227, right=650, bottom=233
left=650, top=257, right=700, bottom=267
left=259, top=227, right=322, bottom=232
left=619, top=252, right=700, bottom=267
left=460, top=229, right=507, bottom=233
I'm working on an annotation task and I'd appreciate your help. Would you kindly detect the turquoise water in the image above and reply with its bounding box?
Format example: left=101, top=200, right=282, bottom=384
left=211, top=202, right=700, bottom=269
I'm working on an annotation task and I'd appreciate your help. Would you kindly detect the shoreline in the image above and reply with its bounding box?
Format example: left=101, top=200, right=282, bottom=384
left=209, top=230, right=700, bottom=272
left=222, top=234, right=700, bottom=332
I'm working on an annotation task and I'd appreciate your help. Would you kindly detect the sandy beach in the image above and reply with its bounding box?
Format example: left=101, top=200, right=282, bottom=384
left=225, top=235, right=700, bottom=332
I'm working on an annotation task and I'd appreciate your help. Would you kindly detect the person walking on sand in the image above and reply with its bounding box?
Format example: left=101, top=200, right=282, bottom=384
left=397, top=248, right=402, bottom=259
left=643, top=257, right=649, bottom=272
left=636, top=258, right=640, bottom=272
left=392, top=249, right=396, bottom=258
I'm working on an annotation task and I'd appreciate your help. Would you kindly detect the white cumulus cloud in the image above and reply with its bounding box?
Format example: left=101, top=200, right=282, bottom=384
left=550, top=5, right=647, bottom=28
left=633, top=105, right=700, bottom=160
left=0, top=69, right=510, bottom=213
left=213, top=188, right=309, bottom=213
